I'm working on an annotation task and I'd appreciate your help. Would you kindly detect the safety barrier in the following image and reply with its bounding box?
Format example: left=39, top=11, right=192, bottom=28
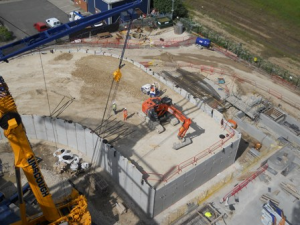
left=213, top=46, right=239, bottom=62
left=220, top=163, right=268, bottom=204
left=272, top=75, right=298, bottom=90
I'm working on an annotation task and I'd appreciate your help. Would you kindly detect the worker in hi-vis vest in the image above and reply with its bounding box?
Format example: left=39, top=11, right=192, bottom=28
left=112, top=102, right=117, bottom=115
left=123, top=108, right=128, bottom=121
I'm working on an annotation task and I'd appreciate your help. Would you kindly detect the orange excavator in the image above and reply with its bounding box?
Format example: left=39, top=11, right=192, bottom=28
left=142, top=97, right=192, bottom=149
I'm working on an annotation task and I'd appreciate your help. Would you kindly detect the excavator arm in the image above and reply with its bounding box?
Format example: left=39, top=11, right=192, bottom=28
left=168, top=105, right=191, bottom=140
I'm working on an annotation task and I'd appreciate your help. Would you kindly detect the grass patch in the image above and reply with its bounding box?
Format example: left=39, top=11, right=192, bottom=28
left=246, top=0, right=300, bottom=26
left=0, top=26, right=13, bottom=42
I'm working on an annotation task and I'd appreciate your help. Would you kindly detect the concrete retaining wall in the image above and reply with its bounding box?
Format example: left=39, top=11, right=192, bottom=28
left=260, top=113, right=300, bottom=146
left=5, top=49, right=242, bottom=218
left=234, top=112, right=275, bottom=147
left=153, top=134, right=241, bottom=216
left=0, top=115, right=155, bottom=218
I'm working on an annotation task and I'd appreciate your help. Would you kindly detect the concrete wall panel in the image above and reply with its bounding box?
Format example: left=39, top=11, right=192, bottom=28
left=22, top=115, right=36, bottom=139
left=93, top=138, right=103, bottom=165
left=33, top=116, right=48, bottom=140
left=118, top=155, right=127, bottom=187
left=97, top=140, right=108, bottom=170
left=0, top=127, right=4, bottom=140
left=260, top=114, right=300, bottom=146
left=285, top=115, right=300, bottom=127
left=75, top=124, right=86, bottom=156
left=55, top=119, right=67, bottom=146
left=44, top=117, right=56, bottom=143
left=65, top=121, right=77, bottom=150
left=84, top=129, right=96, bottom=159
left=235, top=115, right=275, bottom=147
left=153, top=137, right=240, bottom=216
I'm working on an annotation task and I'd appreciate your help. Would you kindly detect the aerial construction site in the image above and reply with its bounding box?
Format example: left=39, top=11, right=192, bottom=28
left=0, top=1, right=300, bottom=225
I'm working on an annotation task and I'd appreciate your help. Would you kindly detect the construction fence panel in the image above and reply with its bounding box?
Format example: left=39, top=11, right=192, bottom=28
left=153, top=135, right=240, bottom=216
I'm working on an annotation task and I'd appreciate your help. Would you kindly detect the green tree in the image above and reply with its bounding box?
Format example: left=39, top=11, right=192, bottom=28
left=153, top=0, right=188, bottom=18
left=0, top=26, right=13, bottom=42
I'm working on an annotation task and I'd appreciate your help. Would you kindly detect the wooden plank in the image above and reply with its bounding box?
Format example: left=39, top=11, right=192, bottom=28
left=260, top=194, right=280, bottom=206
left=280, top=182, right=300, bottom=200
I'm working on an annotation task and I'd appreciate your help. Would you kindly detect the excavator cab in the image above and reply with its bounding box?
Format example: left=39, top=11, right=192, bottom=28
left=147, top=108, right=159, bottom=121
left=161, top=97, right=172, bottom=105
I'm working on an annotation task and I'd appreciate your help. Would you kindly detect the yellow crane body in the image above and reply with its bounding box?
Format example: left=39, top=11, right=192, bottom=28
left=0, top=77, right=91, bottom=224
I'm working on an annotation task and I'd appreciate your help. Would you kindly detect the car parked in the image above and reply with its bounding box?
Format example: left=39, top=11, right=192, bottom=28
left=33, top=22, right=49, bottom=32
left=45, top=18, right=62, bottom=28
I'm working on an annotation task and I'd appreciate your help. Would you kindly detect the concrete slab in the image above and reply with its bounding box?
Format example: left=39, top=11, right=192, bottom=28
left=213, top=147, right=300, bottom=225
left=116, top=100, right=239, bottom=186
left=47, top=0, right=80, bottom=14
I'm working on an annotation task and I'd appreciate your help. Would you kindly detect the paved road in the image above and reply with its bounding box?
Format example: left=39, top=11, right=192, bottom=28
left=0, top=0, right=78, bottom=40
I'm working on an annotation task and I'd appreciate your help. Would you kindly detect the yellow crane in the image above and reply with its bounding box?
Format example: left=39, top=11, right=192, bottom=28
left=0, top=1, right=142, bottom=223
left=0, top=76, right=91, bottom=225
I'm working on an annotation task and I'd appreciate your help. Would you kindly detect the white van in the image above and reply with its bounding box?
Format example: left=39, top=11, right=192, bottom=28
left=45, top=18, right=62, bottom=28
left=69, top=11, right=83, bottom=22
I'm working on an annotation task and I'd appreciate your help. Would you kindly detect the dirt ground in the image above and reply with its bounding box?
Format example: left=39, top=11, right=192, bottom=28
left=0, top=28, right=300, bottom=224
left=185, top=0, right=300, bottom=77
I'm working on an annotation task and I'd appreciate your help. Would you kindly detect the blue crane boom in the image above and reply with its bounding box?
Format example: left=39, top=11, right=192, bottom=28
left=74, top=11, right=85, bottom=19
left=0, top=0, right=142, bottom=63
